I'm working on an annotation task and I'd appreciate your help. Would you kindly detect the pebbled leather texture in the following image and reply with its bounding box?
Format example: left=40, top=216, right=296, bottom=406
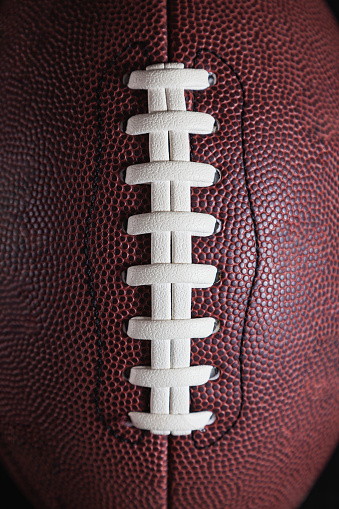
left=0, top=0, right=338, bottom=508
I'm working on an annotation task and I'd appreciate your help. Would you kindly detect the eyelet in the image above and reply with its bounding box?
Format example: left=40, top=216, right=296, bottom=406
left=213, top=319, right=221, bottom=333
left=213, top=168, right=221, bottom=184
left=214, top=218, right=222, bottom=234
left=208, top=72, right=217, bottom=86
left=121, top=270, right=127, bottom=284
left=120, top=119, right=128, bottom=133
left=214, top=269, right=222, bottom=284
left=122, top=73, right=130, bottom=86
left=209, top=367, right=220, bottom=381
left=212, top=119, right=220, bottom=133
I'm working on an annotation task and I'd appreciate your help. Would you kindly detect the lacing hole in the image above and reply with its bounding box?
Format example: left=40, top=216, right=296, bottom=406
left=120, top=119, right=128, bottom=133
left=119, top=168, right=127, bottom=183
left=209, top=366, right=220, bottom=381
left=122, top=320, right=129, bottom=335
left=213, top=168, right=221, bottom=184
left=200, top=413, right=216, bottom=432
left=121, top=218, right=129, bottom=233
left=123, top=367, right=131, bottom=381
left=214, top=269, right=222, bottom=284
left=122, top=73, right=130, bottom=86
left=122, top=415, right=134, bottom=428
left=214, top=218, right=222, bottom=234
left=213, top=319, right=221, bottom=333
left=208, top=72, right=217, bottom=86
left=121, top=270, right=127, bottom=284
left=212, top=119, right=220, bottom=133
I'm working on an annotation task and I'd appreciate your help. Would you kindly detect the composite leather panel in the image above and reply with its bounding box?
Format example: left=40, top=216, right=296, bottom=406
left=0, top=1, right=338, bottom=508
left=168, top=1, right=339, bottom=508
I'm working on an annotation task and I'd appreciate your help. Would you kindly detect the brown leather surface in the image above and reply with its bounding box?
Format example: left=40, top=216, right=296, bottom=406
left=0, top=0, right=338, bottom=508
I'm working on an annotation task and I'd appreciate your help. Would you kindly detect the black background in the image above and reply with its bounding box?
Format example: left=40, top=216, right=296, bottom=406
left=0, top=0, right=338, bottom=507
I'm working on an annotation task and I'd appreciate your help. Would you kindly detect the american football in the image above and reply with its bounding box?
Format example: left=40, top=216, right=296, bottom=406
left=0, top=0, right=338, bottom=508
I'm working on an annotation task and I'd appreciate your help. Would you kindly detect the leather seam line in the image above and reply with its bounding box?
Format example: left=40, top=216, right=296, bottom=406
left=190, top=48, right=260, bottom=450
left=84, top=44, right=260, bottom=450
left=84, top=42, right=152, bottom=446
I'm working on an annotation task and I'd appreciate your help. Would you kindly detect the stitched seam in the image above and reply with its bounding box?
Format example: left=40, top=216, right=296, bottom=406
left=84, top=42, right=151, bottom=445
left=191, top=49, right=260, bottom=450
left=84, top=45, right=260, bottom=449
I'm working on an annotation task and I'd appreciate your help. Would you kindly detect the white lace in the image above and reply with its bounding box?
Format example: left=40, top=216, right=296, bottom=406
left=125, top=63, right=218, bottom=435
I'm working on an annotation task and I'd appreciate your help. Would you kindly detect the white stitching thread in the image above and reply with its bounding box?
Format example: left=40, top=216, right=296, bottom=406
left=125, top=63, right=218, bottom=435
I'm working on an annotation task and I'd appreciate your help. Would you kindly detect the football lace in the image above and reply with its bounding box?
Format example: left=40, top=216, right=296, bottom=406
left=124, top=63, right=219, bottom=435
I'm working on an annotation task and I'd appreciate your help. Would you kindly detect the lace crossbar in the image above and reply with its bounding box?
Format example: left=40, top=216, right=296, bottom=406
left=124, top=63, right=218, bottom=435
